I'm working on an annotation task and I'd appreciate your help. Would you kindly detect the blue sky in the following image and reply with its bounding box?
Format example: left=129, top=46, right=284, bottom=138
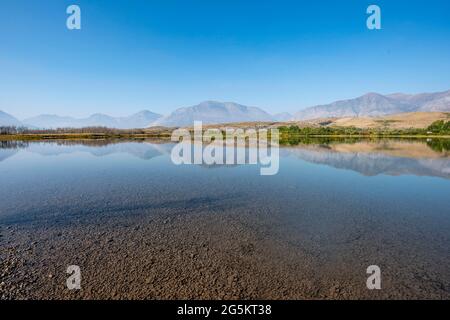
left=1, top=0, right=449, bottom=119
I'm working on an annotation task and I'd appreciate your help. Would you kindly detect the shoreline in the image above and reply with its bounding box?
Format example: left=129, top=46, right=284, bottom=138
left=1, top=133, right=450, bottom=141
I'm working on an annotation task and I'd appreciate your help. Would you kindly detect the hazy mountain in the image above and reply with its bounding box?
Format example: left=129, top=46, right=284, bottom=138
left=293, top=90, right=450, bottom=120
left=23, top=114, right=79, bottom=129
left=0, top=110, right=22, bottom=127
left=82, top=113, right=118, bottom=128
left=23, top=110, right=162, bottom=129
left=386, top=90, right=450, bottom=111
left=273, top=112, right=293, bottom=122
left=117, top=110, right=163, bottom=129
left=150, top=101, right=274, bottom=127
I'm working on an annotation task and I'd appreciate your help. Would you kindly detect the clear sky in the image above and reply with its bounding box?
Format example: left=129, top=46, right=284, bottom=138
left=1, top=0, right=449, bottom=119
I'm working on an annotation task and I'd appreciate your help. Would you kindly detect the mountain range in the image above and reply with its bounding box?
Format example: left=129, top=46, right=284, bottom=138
left=293, top=90, right=450, bottom=120
left=20, top=111, right=162, bottom=129
left=1, top=89, right=449, bottom=128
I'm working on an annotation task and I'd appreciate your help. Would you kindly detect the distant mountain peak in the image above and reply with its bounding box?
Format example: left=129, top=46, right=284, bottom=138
left=362, top=92, right=384, bottom=98
left=135, top=110, right=158, bottom=115
left=150, top=101, right=274, bottom=127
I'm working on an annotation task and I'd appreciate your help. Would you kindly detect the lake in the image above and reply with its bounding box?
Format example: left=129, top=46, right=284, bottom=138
left=0, top=138, right=449, bottom=299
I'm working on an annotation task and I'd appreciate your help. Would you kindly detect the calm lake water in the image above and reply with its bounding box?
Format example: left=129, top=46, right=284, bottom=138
left=1, top=138, right=449, bottom=298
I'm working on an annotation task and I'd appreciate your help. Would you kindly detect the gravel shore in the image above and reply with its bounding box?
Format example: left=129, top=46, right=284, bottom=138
left=1, top=205, right=449, bottom=300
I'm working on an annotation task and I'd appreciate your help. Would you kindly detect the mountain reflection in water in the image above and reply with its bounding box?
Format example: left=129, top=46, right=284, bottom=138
left=0, top=138, right=449, bottom=179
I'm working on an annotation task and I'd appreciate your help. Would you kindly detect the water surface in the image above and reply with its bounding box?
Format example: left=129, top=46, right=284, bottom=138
left=0, top=139, right=449, bottom=299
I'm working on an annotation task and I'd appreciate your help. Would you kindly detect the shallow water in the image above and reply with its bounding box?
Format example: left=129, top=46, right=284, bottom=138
left=0, top=138, right=449, bottom=299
